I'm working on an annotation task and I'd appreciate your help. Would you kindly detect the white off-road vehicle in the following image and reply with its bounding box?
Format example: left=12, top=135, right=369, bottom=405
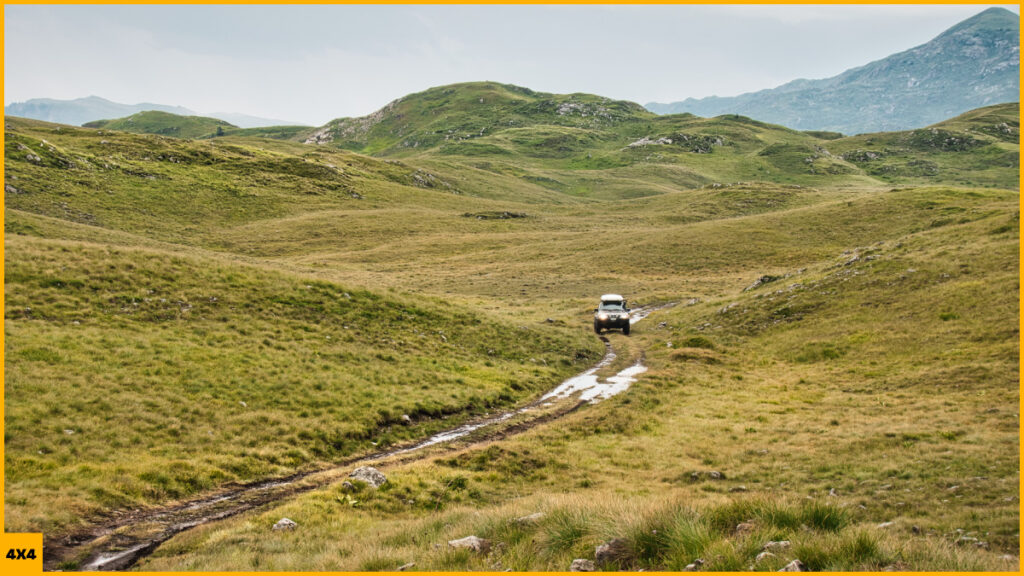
left=594, top=294, right=631, bottom=335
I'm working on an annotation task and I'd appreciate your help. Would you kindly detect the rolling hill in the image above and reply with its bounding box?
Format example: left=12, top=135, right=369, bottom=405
left=3, top=80, right=1019, bottom=571
left=83, top=110, right=239, bottom=139
left=646, top=7, right=1020, bottom=134
left=4, top=95, right=301, bottom=128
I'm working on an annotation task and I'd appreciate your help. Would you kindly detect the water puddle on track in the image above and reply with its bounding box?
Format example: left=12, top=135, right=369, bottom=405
left=50, top=303, right=673, bottom=571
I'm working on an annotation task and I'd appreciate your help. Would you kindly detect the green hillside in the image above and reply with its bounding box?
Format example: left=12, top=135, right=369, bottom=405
left=4, top=84, right=1019, bottom=571
left=83, top=110, right=238, bottom=139
left=299, top=83, right=1018, bottom=196
left=138, top=186, right=1020, bottom=572
left=302, top=81, right=654, bottom=156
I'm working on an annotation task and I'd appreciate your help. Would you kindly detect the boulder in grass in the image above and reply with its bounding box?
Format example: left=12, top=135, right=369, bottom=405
left=595, top=538, right=632, bottom=565
left=349, top=466, right=387, bottom=488
left=448, top=535, right=490, bottom=554
left=272, top=517, right=297, bottom=531
left=570, top=559, right=596, bottom=572
left=778, top=559, right=808, bottom=572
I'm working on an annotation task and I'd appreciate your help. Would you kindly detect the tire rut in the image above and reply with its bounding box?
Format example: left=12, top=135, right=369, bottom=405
left=44, top=303, right=674, bottom=571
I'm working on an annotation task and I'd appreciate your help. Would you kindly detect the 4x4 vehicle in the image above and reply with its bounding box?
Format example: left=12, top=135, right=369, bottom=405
left=594, top=294, right=631, bottom=335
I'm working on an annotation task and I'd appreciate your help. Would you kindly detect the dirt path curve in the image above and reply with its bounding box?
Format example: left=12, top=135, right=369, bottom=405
left=45, top=303, right=674, bottom=571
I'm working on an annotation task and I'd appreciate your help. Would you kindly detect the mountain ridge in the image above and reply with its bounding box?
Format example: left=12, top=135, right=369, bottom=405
left=4, top=95, right=303, bottom=128
left=646, top=7, right=1020, bottom=134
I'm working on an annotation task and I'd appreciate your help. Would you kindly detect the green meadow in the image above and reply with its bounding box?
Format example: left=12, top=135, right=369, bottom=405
left=3, top=83, right=1018, bottom=570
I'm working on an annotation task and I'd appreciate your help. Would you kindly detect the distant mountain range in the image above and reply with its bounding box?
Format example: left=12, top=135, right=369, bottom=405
left=646, top=7, right=1020, bottom=134
left=3, top=95, right=303, bottom=128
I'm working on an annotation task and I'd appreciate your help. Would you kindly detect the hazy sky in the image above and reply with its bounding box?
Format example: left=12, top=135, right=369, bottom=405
left=5, top=4, right=1019, bottom=126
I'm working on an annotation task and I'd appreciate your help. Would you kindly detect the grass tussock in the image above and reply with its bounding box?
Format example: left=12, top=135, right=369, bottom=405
left=139, top=493, right=1013, bottom=572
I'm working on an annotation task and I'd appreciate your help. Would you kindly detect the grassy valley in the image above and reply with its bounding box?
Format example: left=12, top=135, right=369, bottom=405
left=3, top=83, right=1019, bottom=571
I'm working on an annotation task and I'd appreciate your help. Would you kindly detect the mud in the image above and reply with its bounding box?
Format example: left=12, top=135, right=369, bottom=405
left=44, top=303, right=673, bottom=571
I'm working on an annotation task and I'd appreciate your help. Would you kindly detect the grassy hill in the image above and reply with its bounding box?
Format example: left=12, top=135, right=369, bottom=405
left=83, top=110, right=238, bottom=139
left=3, top=84, right=1019, bottom=570
left=137, top=186, right=1019, bottom=571
left=299, top=83, right=1018, bottom=198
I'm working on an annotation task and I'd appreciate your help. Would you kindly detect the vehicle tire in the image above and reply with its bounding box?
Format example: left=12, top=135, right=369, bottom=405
left=623, top=323, right=631, bottom=336
left=594, top=321, right=602, bottom=334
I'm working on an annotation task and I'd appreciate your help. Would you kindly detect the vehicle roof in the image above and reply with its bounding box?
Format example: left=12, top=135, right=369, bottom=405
left=600, top=294, right=625, bottom=302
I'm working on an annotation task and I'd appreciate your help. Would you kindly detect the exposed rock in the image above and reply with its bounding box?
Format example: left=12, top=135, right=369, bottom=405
left=448, top=535, right=490, bottom=554
left=756, top=552, right=776, bottom=563
left=683, top=559, right=705, bottom=571
left=626, top=136, right=674, bottom=148
left=778, top=559, right=807, bottom=572
left=762, top=541, right=791, bottom=553
left=5, top=184, right=21, bottom=194
left=397, top=562, right=415, bottom=571
left=570, top=559, right=596, bottom=572
left=272, top=517, right=297, bottom=531
left=689, top=470, right=725, bottom=482
left=350, top=466, right=387, bottom=488
left=735, top=522, right=756, bottom=534
left=744, top=275, right=783, bottom=291
left=595, top=537, right=631, bottom=565
left=513, top=512, right=545, bottom=525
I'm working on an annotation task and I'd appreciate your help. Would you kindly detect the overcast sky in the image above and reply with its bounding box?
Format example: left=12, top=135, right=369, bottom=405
left=4, top=4, right=1019, bottom=126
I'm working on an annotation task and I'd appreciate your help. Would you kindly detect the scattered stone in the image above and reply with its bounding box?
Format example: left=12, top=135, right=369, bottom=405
left=689, top=470, right=724, bottom=481
left=350, top=466, right=387, bottom=488
left=762, top=541, right=791, bottom=553
left=5, top=184, right=21, bottom=194
left=396, top=562, right=415, bottom=571
left=828, top=488, right=838, bottom=497
left=239, top=401, right=247, bottom=408
left=401, top=414, right=413, bottom=425
left=735, top=522, right=756, bottom=534
left=272, top=518, right=297, bottom=531
left=26, top=152, right=42, bottom=164
left=877, top=521, right=895, bottom=529
left=448, top=535, right=490, bottom=554
left=341, top=481, right=355, bottom=492
left=730, top=485, right=748, bottom=493
left=62, top=429, right=75, bottom=435
left=570, top=559, right=595, bottom=572
left=778, top=559, right=807, bottom=572
left=911, top=525, right=921, bottom=534
left=683, top=559, right=704, bottom=571
left=744, top=275, right=783, bottom=291
left=955, top=536, right=981, bottom=547
left=595, top=537, right=631, bottom=565
left=756, top=552, right=776, bottom=563
left=514, top=512, right=545, bottom=525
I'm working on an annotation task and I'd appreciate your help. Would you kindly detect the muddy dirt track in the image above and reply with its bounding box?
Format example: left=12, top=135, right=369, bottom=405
left=44, top=304, right=672, bottom=571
